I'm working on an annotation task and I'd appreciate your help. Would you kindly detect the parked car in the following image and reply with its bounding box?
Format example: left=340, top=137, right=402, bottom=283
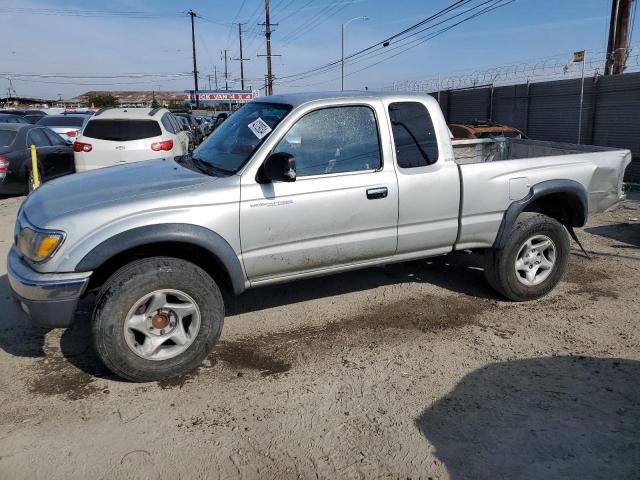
left=203, top=116, right=215, bottom=134
left=1, top=109, right=48, bottom=124
left=36, top=114, right=90, bottom=143
left=8, top=92, right=631, bottom=381
left=176, top=116, right=196, bottom=150
left=0, top=123, right=75, bottom=195
left=173, top=112, right=203, bottom=145
left=73, top=107, right=190, bottom=171
left=0, top=113, right=30, bottom=124
left=196, top=116, right=213, bottom=135
left=449, top=120, right=527, bottom=140
left=212, top=112, right=229, bottom=131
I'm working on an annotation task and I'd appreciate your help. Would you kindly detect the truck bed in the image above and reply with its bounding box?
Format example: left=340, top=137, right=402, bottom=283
left=451, top=138, right=631, bottom=250
left=452, top=137, right=623, bottom=165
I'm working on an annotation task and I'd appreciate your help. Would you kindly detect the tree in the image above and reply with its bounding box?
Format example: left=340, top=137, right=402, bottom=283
left=151, top=91, right=160, bottom=109
left=86, top=93, right=119, bottom=108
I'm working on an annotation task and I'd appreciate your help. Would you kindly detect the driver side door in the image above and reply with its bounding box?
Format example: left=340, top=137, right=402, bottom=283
left=240, top=104, right=399, bottom=283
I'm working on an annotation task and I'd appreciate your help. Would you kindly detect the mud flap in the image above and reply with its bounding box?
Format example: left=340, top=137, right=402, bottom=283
left=567, top=225, right=591, bottom=260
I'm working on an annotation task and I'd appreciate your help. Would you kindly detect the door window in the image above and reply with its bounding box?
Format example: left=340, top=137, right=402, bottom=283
left=168, top=114, right=182, bottom=134
left=388, top=102, right=439, bottom=168
left=274, top=106, right=381, bottom=177
left=161, top=113, right=177, bottom=134
left=43, top=128, right=66, bottom=146
left=27, top=128, right=52, bottom=147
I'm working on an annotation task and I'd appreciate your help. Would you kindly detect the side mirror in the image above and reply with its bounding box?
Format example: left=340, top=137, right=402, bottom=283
left=261, top=152, right=296, bottom=183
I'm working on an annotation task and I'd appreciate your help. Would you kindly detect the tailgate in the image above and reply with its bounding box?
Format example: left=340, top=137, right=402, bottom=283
left=588, top=150, right=632, bottom=213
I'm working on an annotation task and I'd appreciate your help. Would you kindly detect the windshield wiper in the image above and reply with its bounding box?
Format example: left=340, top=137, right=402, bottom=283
left=176, top=155, right=232, bottom=177
left=191, top=156, right=234, bottom=176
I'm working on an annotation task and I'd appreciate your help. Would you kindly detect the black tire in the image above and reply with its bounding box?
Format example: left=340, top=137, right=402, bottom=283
left=484, top=213, right=570, bottom=301
left=92, top=257, right=224, bottom=382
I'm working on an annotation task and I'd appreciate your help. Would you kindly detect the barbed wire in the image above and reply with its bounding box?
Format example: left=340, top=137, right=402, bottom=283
left=387, top=46, right=640, bottom=92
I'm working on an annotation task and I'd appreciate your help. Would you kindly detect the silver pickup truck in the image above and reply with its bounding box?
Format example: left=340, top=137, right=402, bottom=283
left=8, top=92, right=631, bottom=381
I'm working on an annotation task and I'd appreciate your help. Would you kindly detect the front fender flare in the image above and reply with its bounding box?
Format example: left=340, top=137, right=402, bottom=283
left=75, top=223, right=246, bottom=294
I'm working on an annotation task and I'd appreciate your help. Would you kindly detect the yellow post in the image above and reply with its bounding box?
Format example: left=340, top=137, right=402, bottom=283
left=30, top=144, right=41, bottom=190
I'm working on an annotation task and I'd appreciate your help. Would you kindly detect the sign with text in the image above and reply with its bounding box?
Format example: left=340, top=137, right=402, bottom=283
left=184, top=90, right=259, bottom=104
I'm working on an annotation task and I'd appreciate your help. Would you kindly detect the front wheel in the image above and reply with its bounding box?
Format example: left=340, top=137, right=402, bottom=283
left=484, top=213, right=570, bottom=301
left=92, top=257, right=224, bottom=382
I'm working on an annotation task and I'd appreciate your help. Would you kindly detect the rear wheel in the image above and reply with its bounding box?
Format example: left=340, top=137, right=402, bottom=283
left=92, top=257, right=224, bottom=382
left=484, top=213, right=570, bottom=301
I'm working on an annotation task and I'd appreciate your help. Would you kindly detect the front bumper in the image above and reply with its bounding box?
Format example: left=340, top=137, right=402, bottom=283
left=7, top=247, right=92, bottom=328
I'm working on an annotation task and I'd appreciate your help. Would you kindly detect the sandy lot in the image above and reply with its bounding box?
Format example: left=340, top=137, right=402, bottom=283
left=0, top=193, right=638, bottom=480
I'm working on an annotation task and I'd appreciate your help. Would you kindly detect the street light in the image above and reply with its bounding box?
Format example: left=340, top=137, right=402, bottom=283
left=342, top=16, right=368, bottom=91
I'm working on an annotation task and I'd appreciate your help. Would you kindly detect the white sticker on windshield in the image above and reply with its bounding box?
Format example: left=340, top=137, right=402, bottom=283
left=247, top=117, right=272, bottom=139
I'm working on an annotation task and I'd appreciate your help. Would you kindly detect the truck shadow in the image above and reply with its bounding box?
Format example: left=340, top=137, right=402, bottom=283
left=225, top=251, right=497, bottom=316
left=0, top=274, right=49, bottom=358
left=416, top=356, right=640, bottom=480
left=0, top=253, right=498, bottom=380
left=585, top=223, right=640, bottom=248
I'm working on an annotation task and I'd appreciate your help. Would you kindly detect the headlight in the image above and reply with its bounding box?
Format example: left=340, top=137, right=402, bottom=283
left=16, top=225, right=65, bottom=263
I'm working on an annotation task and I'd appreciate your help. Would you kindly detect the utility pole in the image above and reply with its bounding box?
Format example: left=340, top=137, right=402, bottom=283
left=605, top=0, right=634, bottom=75
left=188, top=10, right=200, bottom=107
left=233, top=23, right=249, bottom=91
left=214, top=66, right=219, bottom=90
left=222, top=50, right=230, bottom=90
left=265, top=0, right=273, bottom=95
left=258, top=0, right=281, bottom=95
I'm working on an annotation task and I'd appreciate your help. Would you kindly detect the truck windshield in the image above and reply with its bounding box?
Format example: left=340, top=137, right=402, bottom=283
left=191, top=102, right=291, bottom=174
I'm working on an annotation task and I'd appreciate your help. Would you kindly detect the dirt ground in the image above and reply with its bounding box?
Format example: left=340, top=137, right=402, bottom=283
left=0, top=193, right=638, bottom=480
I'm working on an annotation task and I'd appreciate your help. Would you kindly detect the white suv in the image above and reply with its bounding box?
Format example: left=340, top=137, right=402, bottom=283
left=73, top=108, right=190, bottom=171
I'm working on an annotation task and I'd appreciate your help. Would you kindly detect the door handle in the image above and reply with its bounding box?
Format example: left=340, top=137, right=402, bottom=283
left=366, top=187, right=388, bottom=200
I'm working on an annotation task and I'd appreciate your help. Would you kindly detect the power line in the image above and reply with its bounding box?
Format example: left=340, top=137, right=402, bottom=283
left=275, top=0, right=515, bottom=89
left=274, top=0, right=474, bottom=83
left=1, top=72, right=192, bottom=79
left=225, top=0, right=248, bottom=48
left=279, top=0, right=352, bottom=44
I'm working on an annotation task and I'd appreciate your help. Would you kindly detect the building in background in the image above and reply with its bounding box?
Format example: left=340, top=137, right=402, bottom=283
left=64, top=91, right=188, bottom=108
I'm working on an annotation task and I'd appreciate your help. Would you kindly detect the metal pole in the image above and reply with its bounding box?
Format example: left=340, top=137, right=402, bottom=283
left=214, top=66, right=218, bottom=90
left=265, top=0, right=273, bottom=95
left=578, top=53, right=586, bottom=144
left=188, top=10, right=199, bottom=108
left=341, top=23, right=345, bottom=91
left=224, top=50, right=229, bottom=90
left=341, top=17, right=368, bottom=92
left=239, top=23, right=246, bottom=91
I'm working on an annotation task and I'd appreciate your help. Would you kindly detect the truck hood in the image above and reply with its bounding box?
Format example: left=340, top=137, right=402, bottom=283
left=23, top=157, right=217, bottom=227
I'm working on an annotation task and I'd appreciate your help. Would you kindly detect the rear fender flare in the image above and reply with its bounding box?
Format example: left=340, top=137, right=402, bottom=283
left=492, top=179, right=588, bottom=249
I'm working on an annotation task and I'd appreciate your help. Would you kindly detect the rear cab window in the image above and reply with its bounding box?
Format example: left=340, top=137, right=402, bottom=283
left=388, top=102, right=439, bottom=168
left=83, top=120, right=162, bottom=142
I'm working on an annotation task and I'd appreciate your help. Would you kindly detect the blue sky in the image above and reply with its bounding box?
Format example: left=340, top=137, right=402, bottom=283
left=1, top=0, right=638, bottom=98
